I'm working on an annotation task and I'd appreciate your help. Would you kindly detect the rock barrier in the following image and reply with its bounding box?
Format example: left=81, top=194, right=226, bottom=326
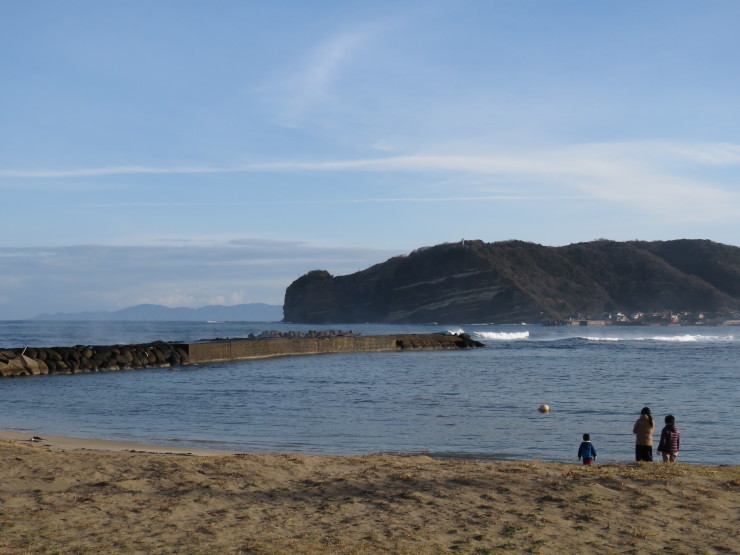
left=0, top=333, right=484, bottom=378
left=0, top=341, right=189, bottom=378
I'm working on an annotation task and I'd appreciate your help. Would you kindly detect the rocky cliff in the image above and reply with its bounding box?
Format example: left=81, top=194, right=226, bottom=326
left=282, top=239, right=740, bottom=324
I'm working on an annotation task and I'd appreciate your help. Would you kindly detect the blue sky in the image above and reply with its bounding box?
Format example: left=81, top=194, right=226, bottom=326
left=2, top=1, right=739, bottom=319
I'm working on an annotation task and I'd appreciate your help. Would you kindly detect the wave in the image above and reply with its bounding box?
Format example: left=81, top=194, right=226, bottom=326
left=443, top=327, right=530, bottom=340
left=471, top=331, right=530, bottom=341
left=445, top=326, right=736, bottom=344
left=578, top=334, right=736, bottom=343
left=649, top=334, right=738, bottom=342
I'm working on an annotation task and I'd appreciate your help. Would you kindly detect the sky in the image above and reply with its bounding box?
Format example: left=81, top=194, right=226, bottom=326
left=1, top=0, right=739, bottom=319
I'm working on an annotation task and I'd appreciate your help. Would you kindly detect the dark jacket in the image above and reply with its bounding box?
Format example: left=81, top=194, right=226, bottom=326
left=578, top=441, right=597, bottom=460
left=657, top=423, right=680, bottom=454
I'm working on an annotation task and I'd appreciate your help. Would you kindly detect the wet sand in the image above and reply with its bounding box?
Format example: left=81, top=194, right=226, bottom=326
left=0, top=431, right=738, bottom=553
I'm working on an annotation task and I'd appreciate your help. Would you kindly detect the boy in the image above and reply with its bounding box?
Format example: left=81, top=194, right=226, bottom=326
left=577, top=433, right=597, bottom=465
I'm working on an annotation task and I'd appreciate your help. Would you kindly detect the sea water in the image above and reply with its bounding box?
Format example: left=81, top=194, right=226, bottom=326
left=0, top=321, right=737, bottom=465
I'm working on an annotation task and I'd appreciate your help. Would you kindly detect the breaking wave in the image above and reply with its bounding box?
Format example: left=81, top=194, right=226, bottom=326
left=470, top=331, right=530, bottom=341
left=578, top=334, right=736, bottom=343
left=443, top=327, right=530, bottom=340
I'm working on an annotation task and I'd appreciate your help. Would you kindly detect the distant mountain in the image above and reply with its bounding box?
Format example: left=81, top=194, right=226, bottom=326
left=283, top=239, right=740, bottom=324
left=33, top=303, right=283, bottom=322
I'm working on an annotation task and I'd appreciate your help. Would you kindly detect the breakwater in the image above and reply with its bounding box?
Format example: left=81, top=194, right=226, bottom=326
left=0, top=333, right=484, bottom=378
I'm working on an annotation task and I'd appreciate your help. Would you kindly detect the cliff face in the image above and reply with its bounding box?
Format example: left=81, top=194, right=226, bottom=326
left=283, top=239, right=740, bottom=324
left=284, top=245, right=542, bottom=324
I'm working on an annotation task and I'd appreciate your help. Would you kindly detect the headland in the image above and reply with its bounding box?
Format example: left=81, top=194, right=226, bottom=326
left=283, top=239, right=740, bottom=324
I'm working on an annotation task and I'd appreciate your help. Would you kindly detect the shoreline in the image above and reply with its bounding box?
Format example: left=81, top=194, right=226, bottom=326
left=1, top=432, right=737, bottom=553
left=0, top=430, right=236, bottom=456
left=2, top=429, right=735, bottom=466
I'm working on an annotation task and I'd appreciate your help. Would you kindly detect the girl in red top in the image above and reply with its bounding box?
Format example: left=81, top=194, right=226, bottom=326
left=657, top=414, right=680, bottom=463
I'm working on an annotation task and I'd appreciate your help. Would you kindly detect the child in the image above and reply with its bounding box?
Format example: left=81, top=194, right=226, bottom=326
left=657, top=415, right=680, bottom=463
left=633, top=406, right=655, bottom=462
left=577, top=433, right=597, bottom=465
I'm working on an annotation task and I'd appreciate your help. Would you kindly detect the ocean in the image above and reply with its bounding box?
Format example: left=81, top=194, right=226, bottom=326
left=0, top=321, right=737, bottom=465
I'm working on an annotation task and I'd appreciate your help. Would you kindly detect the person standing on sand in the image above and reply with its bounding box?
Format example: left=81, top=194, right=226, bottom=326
left=657, top=414, right=680, bottom=463
left=577, top=433, right=597, bottom=465
left=633, top=407, right=655, bottom=462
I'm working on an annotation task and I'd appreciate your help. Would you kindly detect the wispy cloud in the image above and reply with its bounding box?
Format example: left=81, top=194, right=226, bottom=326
left=5, top=141, right=738, bottom=176
left=70, top=194, right=584, bottom=210
left=266, top=29, right=370, bottom=125
left=2, top=141, right=738, bottom=222
left=0, top=240, right=402, bottom=319
left=660, top=142, right=740, bottom=166
left=0, top=165, right=237, bottom=178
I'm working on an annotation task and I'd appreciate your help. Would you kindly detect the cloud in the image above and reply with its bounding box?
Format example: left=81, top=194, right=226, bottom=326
left=0, top=165, right=237, bottom=179
left=659, top=142, right=740, bottom=166
left=242, top=142, right=740, bottom=221
left=65, top=194, right=585, bottom=212
left=264, top=29, right=370, bottom=126
left=135, top=290, right=248, bottom=307
left=5, top=140, right=739, bottom=175
left=2, top=141, right=738, bottom=223
left=0, top=240, right=402, bottom=319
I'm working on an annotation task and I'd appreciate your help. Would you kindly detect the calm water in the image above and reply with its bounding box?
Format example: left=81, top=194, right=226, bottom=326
left=0, top=321, right=737, bottom=465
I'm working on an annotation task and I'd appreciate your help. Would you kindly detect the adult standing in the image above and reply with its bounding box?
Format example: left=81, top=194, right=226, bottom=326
left=632, top=407, right=655, bottom=462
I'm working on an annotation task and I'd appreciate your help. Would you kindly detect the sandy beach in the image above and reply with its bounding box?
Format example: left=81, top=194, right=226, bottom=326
left=0, top=432, right=737, bottom=554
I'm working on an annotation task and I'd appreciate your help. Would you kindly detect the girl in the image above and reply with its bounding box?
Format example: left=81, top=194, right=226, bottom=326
left=632, top=407, right=655, bottom=462
left=657, top=415, right=680, bottom=463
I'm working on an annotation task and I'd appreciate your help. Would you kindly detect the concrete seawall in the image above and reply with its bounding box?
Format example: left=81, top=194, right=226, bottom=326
left=0, top=333, right=484, bottom=378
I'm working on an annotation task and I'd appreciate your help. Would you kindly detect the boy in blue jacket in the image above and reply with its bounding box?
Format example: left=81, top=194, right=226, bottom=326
left=577, top=433, right=597, bottom=465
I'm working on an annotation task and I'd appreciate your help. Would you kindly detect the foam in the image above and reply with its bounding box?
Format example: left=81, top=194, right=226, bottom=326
left=579, top=334, right=736, bottom=343
left=471, top=331, right=530, bottom=341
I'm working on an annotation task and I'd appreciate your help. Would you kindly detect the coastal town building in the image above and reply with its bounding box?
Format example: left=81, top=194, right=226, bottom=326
left=566, top=310, right=740, bottom=326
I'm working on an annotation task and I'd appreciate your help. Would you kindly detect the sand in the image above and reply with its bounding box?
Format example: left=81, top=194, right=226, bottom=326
left=0, top=432, right=737, bottom=554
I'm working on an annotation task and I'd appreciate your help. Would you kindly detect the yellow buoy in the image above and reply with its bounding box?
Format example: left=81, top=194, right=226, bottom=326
left=538, top=404, right=550, bottom=413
